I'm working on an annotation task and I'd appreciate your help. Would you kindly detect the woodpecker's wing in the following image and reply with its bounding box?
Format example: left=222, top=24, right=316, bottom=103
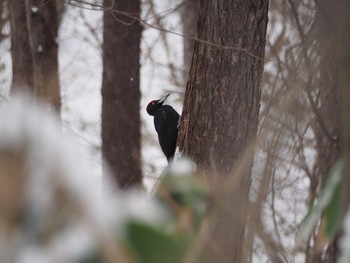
left=154, top=105, right=180, bottom=160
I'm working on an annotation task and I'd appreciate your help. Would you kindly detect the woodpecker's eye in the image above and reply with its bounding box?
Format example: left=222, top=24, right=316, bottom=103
left=152, top=102, right=155, bottom=105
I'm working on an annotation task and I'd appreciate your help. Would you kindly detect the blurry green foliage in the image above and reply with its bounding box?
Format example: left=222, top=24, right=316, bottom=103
left=299, top=158, right=344, bottom=240
left=126, top=220, right=188, bottom=263
left=125, top=158, right=207, bottom=263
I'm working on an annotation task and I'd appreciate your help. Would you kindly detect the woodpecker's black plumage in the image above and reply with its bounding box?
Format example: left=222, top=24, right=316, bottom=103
left=146, top=94, right=180, bottom=162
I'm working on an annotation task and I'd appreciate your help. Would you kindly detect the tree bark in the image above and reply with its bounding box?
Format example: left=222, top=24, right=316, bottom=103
left=26, top=0, right=61, bottom=113
left=9, top=1, right=34, bottom=94
left=337, top=0, right=350, bottom=220
left=177, top=1, right=269, bottom=262
left=101, top=0, right=142, bottom=189
left=313, top=1, right=341, bottom=261
left=180, top=0, right=199, bottom=80
left=336, top=0, right=350, bottom=262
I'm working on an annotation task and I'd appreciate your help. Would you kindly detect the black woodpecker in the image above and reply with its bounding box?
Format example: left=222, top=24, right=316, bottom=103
left=146, top=94, right=180, bottom=163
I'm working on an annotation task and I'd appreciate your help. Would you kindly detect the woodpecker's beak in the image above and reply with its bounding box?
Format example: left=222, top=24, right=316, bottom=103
left=159, top=93, right=170, bottom=104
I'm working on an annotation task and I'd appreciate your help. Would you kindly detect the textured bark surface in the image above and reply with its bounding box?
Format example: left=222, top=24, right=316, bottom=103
left=313, top=2, right=341, bottom=261
left=102, top=0, right=142, bottom=189
left=180, top=0, right=199, bottom=79
left=178, top=1, right=269, bottom=174
left=314, top=45, right=340, bottom=181
left=177, top=1, right=269, bottom=262
left=27, top=0, right=61, bottom=113
left=337, top=0, right=350, bottom=261
left=9, top=1, right=34, bottom=94
left=337, top=0, right=350, bottom=228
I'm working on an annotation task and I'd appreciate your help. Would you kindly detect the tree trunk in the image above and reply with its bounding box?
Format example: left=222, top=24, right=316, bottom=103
left=337, top=0, right=350, bottom=219
left=9, top=1, right=34, bottom=94
left=337, top=0, right=350, bottom=262
left=177, top=1, right=269, bottom=262
left=26, top=0, right=61, bottom=113
left=180, top=0, right=199, bottom=80
left=101, top=0, right=142, bottom=189
left=313, top=1, right=341, bottom=261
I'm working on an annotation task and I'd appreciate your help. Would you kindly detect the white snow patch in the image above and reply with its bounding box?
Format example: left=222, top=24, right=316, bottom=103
left=169, top=157, right=195, bottom=176
left=174, top=146, right=182, bottom=161
left=118, top=191, right=170, bottom=227
left=31, top=6, right=39, bottom=13
left=17, top=246, right=49, bottom=263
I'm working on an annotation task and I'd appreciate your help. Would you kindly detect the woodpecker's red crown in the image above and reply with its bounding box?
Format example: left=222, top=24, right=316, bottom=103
left=146, top=94, right=170, bottom=116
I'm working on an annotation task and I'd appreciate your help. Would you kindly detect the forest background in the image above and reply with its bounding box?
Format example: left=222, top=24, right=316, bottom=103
left=1, top=1, right=350, bottom=263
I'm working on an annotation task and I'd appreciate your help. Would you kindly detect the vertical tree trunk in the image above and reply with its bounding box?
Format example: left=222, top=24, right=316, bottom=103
left=9, top=1, right=34, bottom=94
left=338, top=0, right=350, bottom=219
left=177, top=1, right=269, bottom=262
left=314, top=5, right=340, bottom=181
left=26, top=0, right=61, bottom=113
left=336, top=0, right=350, bottom=262
left=102, top=1, right=142, bottom=189
left=180, top=0, right=199, bottom=80
left=313, top=1, right=341, bottom=261
left=178, top=0, right=268, bottom=262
